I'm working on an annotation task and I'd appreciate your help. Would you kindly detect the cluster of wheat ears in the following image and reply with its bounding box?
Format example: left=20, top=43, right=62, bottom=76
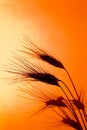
left=5, top=35, right=87, bottom=130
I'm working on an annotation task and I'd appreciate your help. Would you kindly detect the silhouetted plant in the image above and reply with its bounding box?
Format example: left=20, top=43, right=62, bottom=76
left=4, top=35, right=87, bottom=130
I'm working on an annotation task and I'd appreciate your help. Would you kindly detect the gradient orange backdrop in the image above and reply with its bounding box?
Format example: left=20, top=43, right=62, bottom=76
left=0, top=0, right=87, bottom=130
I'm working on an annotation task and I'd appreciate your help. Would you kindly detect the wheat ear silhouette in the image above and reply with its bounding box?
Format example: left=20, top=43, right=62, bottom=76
left=4, top=35, right=87, bottom=130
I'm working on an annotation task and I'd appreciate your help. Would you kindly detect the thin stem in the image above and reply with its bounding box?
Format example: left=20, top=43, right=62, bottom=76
left=64, top=98, right=76, bottom=117
left=65, top=68, right=87, bottom=121
left=59, top=85, right=81, bottom=127
left=83, top=110, right=87, bottom=122
left=60, top=80, right=87, bottom=130
left=60, top=80, right=75, bottom=99
left=64, top=68, right=80, bottom=99
left=64, top=68, right=87, bottom=129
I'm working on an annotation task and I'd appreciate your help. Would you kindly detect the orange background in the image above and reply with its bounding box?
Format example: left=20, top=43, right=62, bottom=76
left=0, top=0, right=87, bottom=130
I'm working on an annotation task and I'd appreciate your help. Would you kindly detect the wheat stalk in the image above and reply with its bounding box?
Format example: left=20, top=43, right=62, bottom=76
left=4, top=36, right=87, bottom=130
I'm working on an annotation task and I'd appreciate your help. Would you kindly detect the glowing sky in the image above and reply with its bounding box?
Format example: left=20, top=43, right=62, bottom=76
left=0, top=0, right=87, bottom=130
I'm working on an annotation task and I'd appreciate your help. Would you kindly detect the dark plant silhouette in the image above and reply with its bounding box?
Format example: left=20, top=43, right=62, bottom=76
left=4, top=35, right=87, bottom=130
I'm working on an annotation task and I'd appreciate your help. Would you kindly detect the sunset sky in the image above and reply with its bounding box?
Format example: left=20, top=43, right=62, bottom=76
left=0, top=0, right=87, bottom=130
